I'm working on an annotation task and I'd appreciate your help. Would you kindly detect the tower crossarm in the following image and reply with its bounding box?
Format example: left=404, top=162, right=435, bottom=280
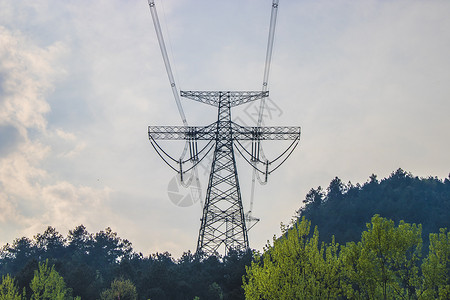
left=148, top=123, right=301, bottom=141
left=148, top=123, right=217, bottom=140
left=180, top=91, right=269, bottom=107
left=231, top=123, right=301, bottom=140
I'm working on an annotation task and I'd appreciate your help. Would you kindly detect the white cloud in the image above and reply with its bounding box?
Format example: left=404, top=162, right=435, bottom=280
left=0, top=23, right=114, bottom=245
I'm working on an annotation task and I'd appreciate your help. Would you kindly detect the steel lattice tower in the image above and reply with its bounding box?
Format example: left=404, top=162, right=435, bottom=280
left=146, top=0, right=301, bottom=257
left=148, top=91, right=300, bottom=256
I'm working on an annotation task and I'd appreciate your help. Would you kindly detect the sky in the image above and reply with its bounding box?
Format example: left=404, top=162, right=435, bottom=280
left=0, top=0, right=449, bottom=258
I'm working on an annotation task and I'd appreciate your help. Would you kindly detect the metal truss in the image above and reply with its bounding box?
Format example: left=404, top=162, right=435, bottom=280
left=180, top=91, right=268, bottom=107
left=148, top=124, right=301, bottom=140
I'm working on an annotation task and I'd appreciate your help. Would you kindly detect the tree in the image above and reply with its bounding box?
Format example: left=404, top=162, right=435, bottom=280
left=34, top=227, right=66, bottom=260
left=326, top=177, right=345, bottom=201
left=100, top=279, right=137, bottom=300
left=29, top=260, right=72, bottom=300
left=221, top=249, right=252, bottom=300
left=340, top=215, right=422, bottom=299
left=66, top=225, right=92, bottom=259
left=0, top=274, right=24, bottom=300
left=91, top=228, right=133, bottom=267
left=421, top=228, right=450, bottom=299
left=369, top=173, right=378, bottom=184
left=302, top=187, right=324, bottom=208
left=243, top=218, right=342, bottom=299
left=206, top=282, right=223, bottom=300
left=0, top=237, right=36, bottom=276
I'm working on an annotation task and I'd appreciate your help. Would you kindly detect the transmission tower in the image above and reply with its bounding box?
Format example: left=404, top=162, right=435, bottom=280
left=147, top=0, right=301, bottom=256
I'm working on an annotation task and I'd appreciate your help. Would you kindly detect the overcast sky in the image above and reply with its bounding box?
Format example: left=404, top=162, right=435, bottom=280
left=1, top=0, right=449, bottom=257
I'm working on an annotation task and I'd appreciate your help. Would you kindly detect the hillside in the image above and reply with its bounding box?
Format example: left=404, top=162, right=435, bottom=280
left=1, top=168, right=448, bottom=299
left=297, top=168, right=450, bottom=247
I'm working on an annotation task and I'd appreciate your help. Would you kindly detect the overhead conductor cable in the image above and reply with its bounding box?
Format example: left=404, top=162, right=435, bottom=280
left=248, top=0, right=280, bottom=222
left=148, top=0, right=188, bottom=126
left=259, top=0, right=279, bottom=125
left=148, top=0, right=202, bottom=200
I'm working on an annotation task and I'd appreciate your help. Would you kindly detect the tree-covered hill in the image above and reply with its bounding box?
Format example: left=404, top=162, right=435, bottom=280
left=1, top=168, right=448, bottom=299
left=0, top=225, right=251, bottom=300
left=297, top=168, right=450, bottom=247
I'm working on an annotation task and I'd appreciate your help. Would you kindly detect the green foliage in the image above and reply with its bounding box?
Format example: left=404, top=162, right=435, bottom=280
left=206, top=282, right=223, bottom=300
left=421, top=228, right=450, bottom=299
left=33, top=227, right=66, bottom=260
left=340, top=215, right=423, bottom=299
left=29, top=260, right=71, bottom=300
left=243, top=218, right=342, bottom=299
left=0, top=238, right=36, bottom=277
left=100, top=278, right=137, bottom=300
left=244, top=215, right=449, bottom=300
left=0, top=274, right=24, bottom=300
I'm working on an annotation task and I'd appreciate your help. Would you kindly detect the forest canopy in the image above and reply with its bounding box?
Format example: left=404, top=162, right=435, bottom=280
left=1, top=169, right=449, bottom=299
left=298, top=168, right=450, bottom=247
left=243, top=215, right=449, bottom=299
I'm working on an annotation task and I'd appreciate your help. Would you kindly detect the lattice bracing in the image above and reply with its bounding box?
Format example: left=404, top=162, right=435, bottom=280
left=195, top=94, right=248, bottom=255
left=180, top=91, right=268, bottom=107
left=148, top=124, right=300, bottom=141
